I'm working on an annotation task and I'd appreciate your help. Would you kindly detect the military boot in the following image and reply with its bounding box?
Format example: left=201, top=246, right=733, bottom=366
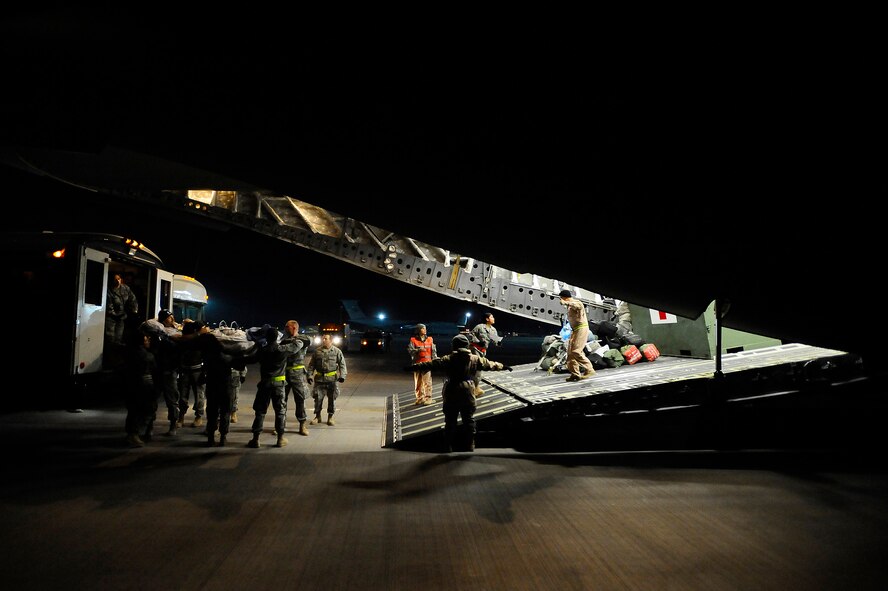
left=165, top=421, right=178, bottom=437
left=298, top=421, right=309, bottom=436
left=247, top=434, right=260, bottom=448
left=327, top=415, right=335, bottom=426
left=176, top=416, right=185, bottom=428
left=230, top=411, right=238, bottom=423
left=218, top=434, right=227, bottom=447
left=206, top=433, right=215, bottom=447
left=126, top=433, right=144, bottom=448
left=192, top=416, right=204, bottom=428
left=275, top=433, right=288, bottom=448
left=309, top=415, right=321, bottom=425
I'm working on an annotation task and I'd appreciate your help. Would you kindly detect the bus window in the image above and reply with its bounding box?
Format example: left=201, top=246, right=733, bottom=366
left=158, top=278, right=172, bottom=314
left=84, top=259, right=104, bottom=306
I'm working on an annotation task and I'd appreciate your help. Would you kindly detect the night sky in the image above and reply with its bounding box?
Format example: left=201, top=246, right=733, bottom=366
left=3, top=21, right=881, bottom=358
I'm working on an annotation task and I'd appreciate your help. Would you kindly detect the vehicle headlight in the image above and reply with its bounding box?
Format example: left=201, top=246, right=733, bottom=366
left=333, top=336, right=342, bottom=346
left=313, top=336, right=321, bottom=345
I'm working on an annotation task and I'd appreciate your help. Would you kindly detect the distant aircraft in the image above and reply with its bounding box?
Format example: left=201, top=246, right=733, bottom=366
left=340, top=300, right=462, bottom=336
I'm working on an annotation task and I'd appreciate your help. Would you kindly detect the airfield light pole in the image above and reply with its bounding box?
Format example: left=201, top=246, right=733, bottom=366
left=464, top=312, right=471, bottom=327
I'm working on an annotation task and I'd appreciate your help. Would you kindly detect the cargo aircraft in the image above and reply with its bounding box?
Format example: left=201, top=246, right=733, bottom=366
left=340, top=300, right=462, bottom=337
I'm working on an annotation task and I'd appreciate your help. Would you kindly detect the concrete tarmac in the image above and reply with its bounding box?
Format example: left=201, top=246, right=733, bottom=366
left=1, top=337, right=887, bottom=590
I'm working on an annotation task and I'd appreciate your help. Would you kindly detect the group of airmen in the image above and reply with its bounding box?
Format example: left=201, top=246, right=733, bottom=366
left=406, top=290, right=595, bottom=452
left=407, top=312, right=513, bottom=452
left=122, top=290, right=589, bottom=453
left=122, top=310, right=347, bottom=449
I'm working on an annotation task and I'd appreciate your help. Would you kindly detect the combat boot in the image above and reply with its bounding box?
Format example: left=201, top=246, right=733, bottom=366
left=142, top=430, right=153, bottom=442
left=275, top=433, right=288, bottom=448
left=247, top=434, right=260, bottom=448
left=218, top=435, right=227, bottom=447
left=327, top=415, right=335, bottom=426
left=298, top=421, right=309, bottom=436
left=192, top=416, right=204, bottom=428
left=126, top=433, right=144, bottom=448
left=206, top=433, right=215, bottom=447
left=176, top=416, right=185, bottom=428
left=165, top=421, right=178, bottom=437
left=230, top=411, right=238, bottom=423
left=309, top=415, right=321, bottom=425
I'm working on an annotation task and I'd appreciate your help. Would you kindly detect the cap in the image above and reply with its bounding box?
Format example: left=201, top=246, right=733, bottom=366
left=452, top=334, right=471, bottom=350
left=558, top=289, right=573, bottom=298
left=157, top=309, right=173, bottom=321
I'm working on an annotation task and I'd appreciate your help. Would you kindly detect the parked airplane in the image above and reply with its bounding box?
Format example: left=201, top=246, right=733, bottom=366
left=340, top=300, right=462, bottom=336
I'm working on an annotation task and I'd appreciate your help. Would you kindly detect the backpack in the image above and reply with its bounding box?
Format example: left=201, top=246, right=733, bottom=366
left=620, top=344, right=642, bottom=365
left=640, top=343, right=661, bottom=362
left=602, top=349, right=625, bottom=368
left=620, top=332, right=645, bottom=347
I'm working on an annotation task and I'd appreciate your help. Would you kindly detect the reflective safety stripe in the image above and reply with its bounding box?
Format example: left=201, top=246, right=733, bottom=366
left=287, top=365, right=305, bottom=370
left=573, top=323, right=588, bottom=330
left=323, top=371, right=337, bottom=377
left=271, top=375, right=286, bottom=382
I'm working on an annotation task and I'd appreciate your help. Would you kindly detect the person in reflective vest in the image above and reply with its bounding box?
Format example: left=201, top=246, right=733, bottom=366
left=283, top=320, right=313, bottom=436
left=247, top=326, right=303, bottom=449
left=307, top=334, right=348, bottom=426
left=407, top=323, right=438, bottom=405
left=559, top=290, right=595, bottom=382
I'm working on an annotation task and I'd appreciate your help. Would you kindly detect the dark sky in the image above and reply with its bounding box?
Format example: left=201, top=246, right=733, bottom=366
left=4, top=164, right=553, bottom=335
left=5, top=23, right=880, bottom=356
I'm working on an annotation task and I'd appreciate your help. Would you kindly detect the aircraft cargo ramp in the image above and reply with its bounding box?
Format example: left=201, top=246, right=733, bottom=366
left=382, top=343, right=873, bottom=452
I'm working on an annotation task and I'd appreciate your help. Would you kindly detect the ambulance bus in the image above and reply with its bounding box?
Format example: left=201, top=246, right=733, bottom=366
left=1, top=231, right=208, bottom=410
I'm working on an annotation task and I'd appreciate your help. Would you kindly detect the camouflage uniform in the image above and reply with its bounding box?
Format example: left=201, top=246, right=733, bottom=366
left=307, top=342, right=348, bottom=423
left=285, top=335, right=313, bottom=424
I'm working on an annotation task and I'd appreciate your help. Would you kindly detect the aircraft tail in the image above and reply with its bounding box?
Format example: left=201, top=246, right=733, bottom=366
left=340, top=300, right=368, bottom=323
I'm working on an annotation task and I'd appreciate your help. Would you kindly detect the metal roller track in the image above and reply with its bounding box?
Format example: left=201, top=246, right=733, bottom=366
left=382, top=344, right=855, bottom=447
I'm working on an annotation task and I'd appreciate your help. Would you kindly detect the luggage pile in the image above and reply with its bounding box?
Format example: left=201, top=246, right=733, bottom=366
left=536, top=317, right=661, bottom=373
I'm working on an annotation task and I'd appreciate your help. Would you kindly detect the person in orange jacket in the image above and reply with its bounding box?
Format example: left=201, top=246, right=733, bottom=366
left=407, top=324, right=438, bottom=405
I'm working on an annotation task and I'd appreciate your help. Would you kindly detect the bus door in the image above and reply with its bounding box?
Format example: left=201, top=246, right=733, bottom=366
left=72, top=246, right=110, bottom=376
